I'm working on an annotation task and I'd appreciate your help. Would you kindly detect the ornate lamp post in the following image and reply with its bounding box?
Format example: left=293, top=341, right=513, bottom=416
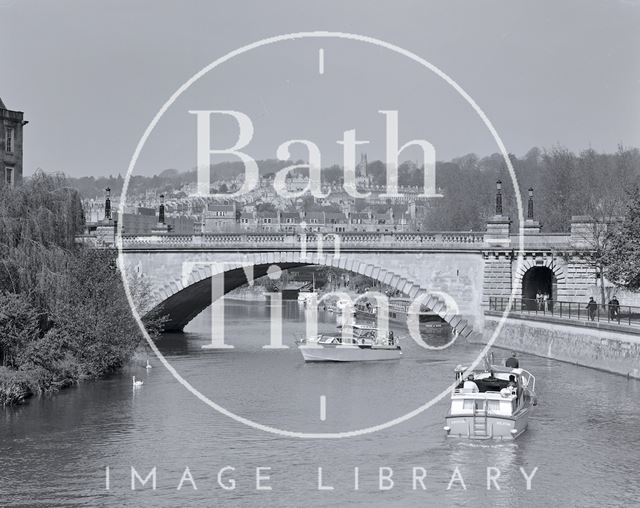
left=159, top=194, right=165, bottom=224
left=104, top=187, right=111, bottom=221
left=495, top=180, right=503, bottom=215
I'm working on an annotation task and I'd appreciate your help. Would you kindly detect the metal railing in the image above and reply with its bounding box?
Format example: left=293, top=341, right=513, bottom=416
left=488, top=297, right=640, bottom=328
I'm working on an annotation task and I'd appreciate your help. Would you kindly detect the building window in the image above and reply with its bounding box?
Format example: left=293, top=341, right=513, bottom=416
left=6, top=127, right=14, bottom=153
left=5, top=167, right=14, bottom=186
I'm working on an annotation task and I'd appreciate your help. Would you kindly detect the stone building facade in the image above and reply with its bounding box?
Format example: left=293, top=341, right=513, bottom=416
left=0, top=97, right=26, bottom=187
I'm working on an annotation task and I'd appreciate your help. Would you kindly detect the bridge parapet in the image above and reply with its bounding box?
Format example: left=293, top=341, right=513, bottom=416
left=77, top=229, right=575, bottom=252
left=508, top=233, right=577, bottom=250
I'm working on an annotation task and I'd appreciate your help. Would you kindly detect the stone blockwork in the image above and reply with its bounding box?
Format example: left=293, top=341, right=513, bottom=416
left=479, top=313, right=640, bottom=378
left=0, top=98, right=25, bottom=187
left=121, top=249, right=485, bottom=333
left=561, top=254, right=597, bottom=300
left=79, top=217, right=604, bottom=336
left=483, top=250, right=596, bottom=304
left=482, top=252, right=513, bottom=305
left=511, top=253, right=562, bottom=298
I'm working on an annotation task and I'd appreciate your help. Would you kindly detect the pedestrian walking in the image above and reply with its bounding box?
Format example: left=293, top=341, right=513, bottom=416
left=610, top=295, right=621, bottom=324
left=586, top=297, right=597, bottom=321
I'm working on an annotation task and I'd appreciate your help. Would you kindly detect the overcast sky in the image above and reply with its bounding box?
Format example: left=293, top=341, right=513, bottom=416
left=1, top=0, right=639, bottom=177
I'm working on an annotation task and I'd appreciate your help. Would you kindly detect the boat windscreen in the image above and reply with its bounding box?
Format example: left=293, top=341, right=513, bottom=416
left=457, top=377, right=511, bottom=393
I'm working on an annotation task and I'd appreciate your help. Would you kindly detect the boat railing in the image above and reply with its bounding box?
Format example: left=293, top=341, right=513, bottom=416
left=519, top=369, right=536, bottom=393
left=451, top=388, right=508, bottom=397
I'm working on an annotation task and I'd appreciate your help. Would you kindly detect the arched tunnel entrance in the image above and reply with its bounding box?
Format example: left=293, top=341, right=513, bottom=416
left=521, top=266, right=556, bottom=310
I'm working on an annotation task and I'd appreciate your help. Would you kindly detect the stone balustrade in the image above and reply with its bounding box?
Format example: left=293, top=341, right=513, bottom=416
left=77, top=229, right=575, bottom=252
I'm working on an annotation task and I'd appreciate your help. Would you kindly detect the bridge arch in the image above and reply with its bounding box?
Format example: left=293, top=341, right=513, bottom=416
left=515, top=257, right=564, bottom=309
left=146, top=251, right=472, bottom=336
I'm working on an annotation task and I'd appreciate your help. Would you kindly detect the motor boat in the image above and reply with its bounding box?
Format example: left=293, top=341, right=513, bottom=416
left=354, top=298, right=449, bottom=329
left=444, top=356, right=537, bottom=440
left=298, top=323, right=402, bottom=362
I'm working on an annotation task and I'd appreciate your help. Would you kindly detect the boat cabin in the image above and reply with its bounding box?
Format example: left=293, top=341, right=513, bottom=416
left=320, top=323, right=397, bottom=347
left=449, top=367, right=535, bottom=417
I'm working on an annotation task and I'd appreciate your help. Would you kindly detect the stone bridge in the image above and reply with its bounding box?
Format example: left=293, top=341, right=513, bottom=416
left=82, top=215, right=600, bottom=336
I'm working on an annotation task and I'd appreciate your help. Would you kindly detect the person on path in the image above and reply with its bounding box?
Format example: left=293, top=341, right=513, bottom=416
left=586, top=297, right=597, bottom=321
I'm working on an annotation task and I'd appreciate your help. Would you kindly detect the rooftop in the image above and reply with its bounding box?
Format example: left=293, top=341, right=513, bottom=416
left=207, top=203, right=235, bottom=212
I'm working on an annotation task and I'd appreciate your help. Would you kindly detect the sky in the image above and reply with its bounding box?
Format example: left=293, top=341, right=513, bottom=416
left=1, top=0, right=639, bottom=177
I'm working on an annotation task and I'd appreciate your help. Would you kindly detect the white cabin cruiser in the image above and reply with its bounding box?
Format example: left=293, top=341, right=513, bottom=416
left=298, top=323, right=402, bottom=362
left=444, top=359, right=536, bottom=440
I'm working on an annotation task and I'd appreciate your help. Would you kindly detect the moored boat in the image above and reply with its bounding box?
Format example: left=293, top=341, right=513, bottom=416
left=444, top=358, right=537, bottom=440
left=354, top=297, right=449, bottom=329
left=298, top=323, right=401, bottom=362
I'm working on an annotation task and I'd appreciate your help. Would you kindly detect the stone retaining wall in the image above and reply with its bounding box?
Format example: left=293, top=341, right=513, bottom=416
left=474, top=312, right=640, bottom=379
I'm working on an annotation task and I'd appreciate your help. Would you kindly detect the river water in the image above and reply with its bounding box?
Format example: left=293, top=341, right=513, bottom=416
left=2, top=301, right=639, bottom=507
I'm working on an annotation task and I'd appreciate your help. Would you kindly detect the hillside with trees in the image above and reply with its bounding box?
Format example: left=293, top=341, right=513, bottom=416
left=70, top=146, right=640, bottom=234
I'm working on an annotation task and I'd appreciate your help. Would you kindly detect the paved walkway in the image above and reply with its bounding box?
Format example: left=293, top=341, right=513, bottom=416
left=486, top=302, right=640, bottom=331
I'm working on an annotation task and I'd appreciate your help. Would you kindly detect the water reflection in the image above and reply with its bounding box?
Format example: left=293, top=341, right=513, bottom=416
left=0, top=300, right=638, bottom=507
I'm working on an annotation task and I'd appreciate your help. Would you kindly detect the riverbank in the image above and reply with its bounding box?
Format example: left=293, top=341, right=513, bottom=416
left=474, top=312, right=640, bottom=379
left=0, top=175, right=159, bottom=407
left=0, top=366, right=77, bottom=406
left=0, top=348, right=153, bottom=407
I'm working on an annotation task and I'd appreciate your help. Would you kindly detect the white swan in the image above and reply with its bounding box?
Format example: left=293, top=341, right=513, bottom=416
left=145, top=360, right=152, bottom=370
left=132, top=376, right=144, bottom=387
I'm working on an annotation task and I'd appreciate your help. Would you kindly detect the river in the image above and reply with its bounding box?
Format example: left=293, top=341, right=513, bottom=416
left=2, top=300, right=639, bottom=507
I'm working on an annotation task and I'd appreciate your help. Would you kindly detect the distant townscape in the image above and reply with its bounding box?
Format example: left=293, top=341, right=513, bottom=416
left=84, top=156, right=433, bottom=236
left=79, top=142, right=640, bottom=238
left=2, top=95, right=640, bottom=239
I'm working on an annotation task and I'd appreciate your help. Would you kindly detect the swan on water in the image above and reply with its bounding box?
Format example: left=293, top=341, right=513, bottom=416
left=145, top=360, right=152, bottom=370
left=132, top=376, right=144, bottom=387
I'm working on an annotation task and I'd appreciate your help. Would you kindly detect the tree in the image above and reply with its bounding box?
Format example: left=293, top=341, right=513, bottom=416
left=256, top=202, right=276, bottom=213
left=0, top=293, right=40, bottom=368
left=575, top=147, right=637, bottom=303
left=0, top=172, right=166, bottom=402
left=604, top=188, right=640, bottom=291
left=50, top=249, right=163, bottom=376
